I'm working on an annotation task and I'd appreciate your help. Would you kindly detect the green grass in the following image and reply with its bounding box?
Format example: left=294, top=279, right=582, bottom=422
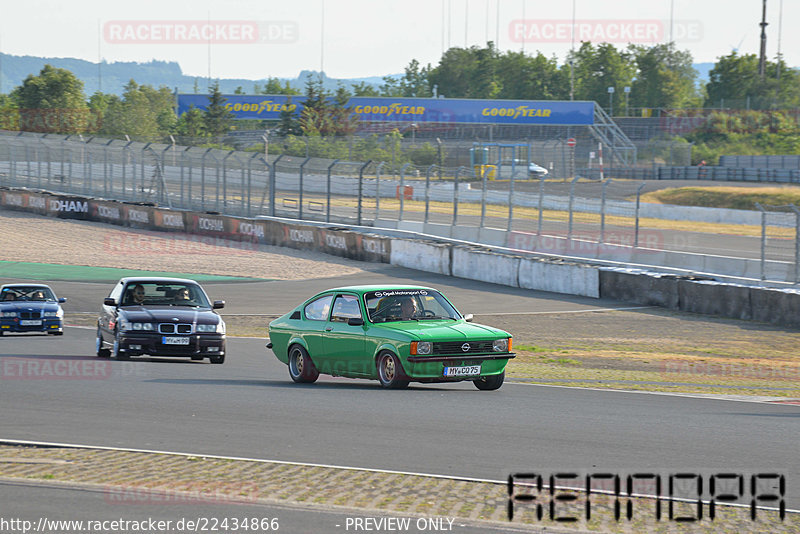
left=641, top=185, right=800, bottom=210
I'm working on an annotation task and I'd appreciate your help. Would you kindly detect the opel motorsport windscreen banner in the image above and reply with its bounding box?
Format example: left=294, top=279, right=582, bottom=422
left=177, top=94, right=595, bottom=125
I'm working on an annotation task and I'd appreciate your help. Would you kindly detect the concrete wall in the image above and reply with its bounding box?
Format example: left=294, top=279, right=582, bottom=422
left=2, top=185, right=799, bottom=329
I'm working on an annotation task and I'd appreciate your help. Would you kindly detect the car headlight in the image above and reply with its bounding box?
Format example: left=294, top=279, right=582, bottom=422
left=196, top=322, right=224, bottom=333
left=43, top=312, right=58, bottom=317
left=411, top=341, right=432, bottom=355
left=1, top=311, right=17, bottom=317
left=128, top=322, right=154, bottom=331
left=492, top=338, right=510, bottom=352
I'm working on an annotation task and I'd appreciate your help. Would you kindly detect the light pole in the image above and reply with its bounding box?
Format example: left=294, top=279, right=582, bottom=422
left=624, top=86, right=631, bottom=117
left=607, top=86, right=615, bottom=116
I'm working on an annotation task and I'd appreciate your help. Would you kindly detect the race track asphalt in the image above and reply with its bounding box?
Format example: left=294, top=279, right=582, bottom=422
left=1, top=330, right=798, bottom=510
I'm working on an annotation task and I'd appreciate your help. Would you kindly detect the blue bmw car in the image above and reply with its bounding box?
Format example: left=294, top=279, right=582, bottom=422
left=0, top=284, right=66, bottom=336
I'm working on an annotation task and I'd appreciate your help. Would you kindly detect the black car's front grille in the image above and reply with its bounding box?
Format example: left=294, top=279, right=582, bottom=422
left=432, top=340, right=495, bottom=354
left=159, top=323, right=193, bottom=334
left=20, top=312, right=41, bottom=320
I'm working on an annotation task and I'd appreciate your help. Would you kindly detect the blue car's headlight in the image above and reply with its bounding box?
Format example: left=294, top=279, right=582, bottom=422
left=131, top=322, right=154, bottom=331
left=1, top=311, right=16, bottom=317
left=43, top=311, right=61, bottom=318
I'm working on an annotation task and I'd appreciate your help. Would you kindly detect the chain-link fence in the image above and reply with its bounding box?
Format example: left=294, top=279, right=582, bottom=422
left=1, top=131, right=798, bottom=285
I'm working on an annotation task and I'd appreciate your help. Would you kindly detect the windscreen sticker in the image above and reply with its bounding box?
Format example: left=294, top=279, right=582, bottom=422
left=367, top=290, right=429, bottom=299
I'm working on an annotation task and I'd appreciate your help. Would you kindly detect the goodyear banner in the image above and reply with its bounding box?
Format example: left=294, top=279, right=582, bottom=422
left=177, top=94, right=594, bottom=125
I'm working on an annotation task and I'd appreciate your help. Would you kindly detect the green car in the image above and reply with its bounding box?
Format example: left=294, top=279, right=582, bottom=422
left=266, top=285, right=514, bottom=390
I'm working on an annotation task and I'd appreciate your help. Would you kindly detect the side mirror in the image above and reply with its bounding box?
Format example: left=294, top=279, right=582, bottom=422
left=103, top=297, right=117, bottom=307
left=213, top=300, right=225, bottom=309
left=58, top=297, right=67, bottom=303
left=463, top=313, right=474, bottom=322
left=347, top=317, right=365, bottom=326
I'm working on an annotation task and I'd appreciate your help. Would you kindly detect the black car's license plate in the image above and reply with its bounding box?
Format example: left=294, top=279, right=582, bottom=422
left=162, top=336, right=190, bottom=345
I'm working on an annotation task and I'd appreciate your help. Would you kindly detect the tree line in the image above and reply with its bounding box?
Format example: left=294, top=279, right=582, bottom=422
left=0, top=41, right=798, bottom=140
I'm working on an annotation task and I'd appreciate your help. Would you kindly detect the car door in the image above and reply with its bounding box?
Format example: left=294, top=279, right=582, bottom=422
left=300, top=293, right=333, bottom=367
left=100, top=281, right=124, bottom=339
left=322, top=293, right=368, bottom=377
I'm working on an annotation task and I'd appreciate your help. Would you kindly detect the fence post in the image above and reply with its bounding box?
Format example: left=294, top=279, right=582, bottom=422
left=537, top=173, right=545, bottom=235
left=507, top=170, right=517, bottom=232
left=374, top=162, right=385, bottom=221
left=567, top=176, right=579, bottom=241
left=756, top=202, right=766, bottom=281
left=161, top=145, right=172, bottom=206
left=358, top=160, right=372, bottom=226
left=182, top=147, right=191, bottom=209
left=634, top=181, right=646, bottom=247
left=299, top=157, right=311, bottom=220
left=425, top=165, right=435, bottom=224
left=256, top=157, right=272, bottom=216
left=200, top=148, right=213, bottom=211
left=792, top=204, right=800, bottom=285
left=600, top=179, right=612, bottom=244
left=399, top=163, right=412, bottom=222
left=326, top=159, right=339, bottom=223
left=454, top=166, right=464, bottom=226
left=480, top=165, right=488, bottom=228
left=269, top=154, right=283, bottom=217
left=243, top=154, right=255, bottom=217
left=222, top=151, right=235, bottom=212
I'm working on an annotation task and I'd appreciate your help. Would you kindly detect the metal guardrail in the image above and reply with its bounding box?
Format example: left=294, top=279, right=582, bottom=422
left=0, top=132, right=797, bottom=284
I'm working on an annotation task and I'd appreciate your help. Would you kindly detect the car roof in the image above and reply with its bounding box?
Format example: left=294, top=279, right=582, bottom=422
left=1, top=283, right=53, bottom=289
left=319, top=285, right=437, bottom=294
left=117, top=277, right=199, bottom=285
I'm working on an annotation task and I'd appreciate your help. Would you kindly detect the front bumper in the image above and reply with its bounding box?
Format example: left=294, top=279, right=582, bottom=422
left=117, top=332, right=225, bottom=357
left=404, top=352, right=514, bottom=381
left=1, top=319, right=63, bottom=334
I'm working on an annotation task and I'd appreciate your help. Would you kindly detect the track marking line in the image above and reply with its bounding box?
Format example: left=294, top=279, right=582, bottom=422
left=508, top=381, right=800, bottom=405
left=476, top=306, right=657, bottom=316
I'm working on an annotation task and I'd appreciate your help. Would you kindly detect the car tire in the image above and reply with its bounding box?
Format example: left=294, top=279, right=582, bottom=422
left=209, top=354, right=225, bottom=364
left=113, top=330, right=129, bottom=361
left=288, top=345, right=319, bottom=384
left=96, top=328, right=111, bottom=358
left=474, top=371, right=504, bottom=391
left=376, top=352, right=409, bottom=389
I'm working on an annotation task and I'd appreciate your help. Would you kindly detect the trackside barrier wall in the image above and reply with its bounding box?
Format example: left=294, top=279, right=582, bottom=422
left=599, top=269, right=800, bottom=328
left=451, top=247, right=521, bottom=287
left=518, top=258, right=600, bottom=298
left=2, top=186, right=800, bottom=328
left=389, top=239, right=451, bottom=275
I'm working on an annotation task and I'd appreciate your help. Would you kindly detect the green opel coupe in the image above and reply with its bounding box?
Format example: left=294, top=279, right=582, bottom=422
left=266, top=286, right=514, bottom=390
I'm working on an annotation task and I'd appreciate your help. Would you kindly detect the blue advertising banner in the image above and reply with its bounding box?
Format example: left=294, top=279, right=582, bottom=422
left=177, top=94, right=595, bottom=125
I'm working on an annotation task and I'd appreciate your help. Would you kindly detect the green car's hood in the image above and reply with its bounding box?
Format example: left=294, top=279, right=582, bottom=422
left=372, top=320, right=508, bottom=341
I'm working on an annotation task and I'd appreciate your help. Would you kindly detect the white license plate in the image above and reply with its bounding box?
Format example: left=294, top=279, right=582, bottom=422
left=162, top=336, right=190, bottom=345
left=443, top=365, right=481, bottom=377
left=20, top=320, right=42, bottom=326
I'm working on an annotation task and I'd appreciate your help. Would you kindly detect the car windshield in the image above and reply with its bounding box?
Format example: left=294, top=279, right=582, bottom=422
left=1, top=286, right=56, bottom=302
left=364, top=289, right=460, bottom=323
left=121, top=282, right=210, bottom=308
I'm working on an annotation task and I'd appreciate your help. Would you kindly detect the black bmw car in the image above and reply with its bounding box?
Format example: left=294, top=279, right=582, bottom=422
left=96, top=277, right=226, bottom=363
left=0, top=284, right=66, bottom=335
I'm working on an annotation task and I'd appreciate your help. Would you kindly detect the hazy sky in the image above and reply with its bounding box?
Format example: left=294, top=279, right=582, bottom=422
left=0, top=0, right=795, bottom=80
